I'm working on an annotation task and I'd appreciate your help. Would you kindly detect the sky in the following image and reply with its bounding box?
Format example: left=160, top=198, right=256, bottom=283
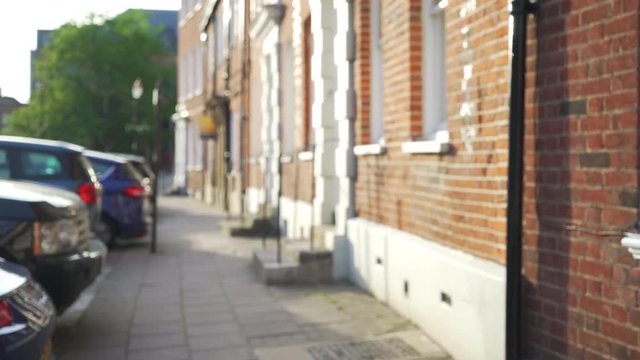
left=0, top=0, right=180, bottom=104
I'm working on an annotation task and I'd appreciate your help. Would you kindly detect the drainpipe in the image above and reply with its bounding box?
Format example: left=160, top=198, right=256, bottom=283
left=506, top=1, right=536, bottom=359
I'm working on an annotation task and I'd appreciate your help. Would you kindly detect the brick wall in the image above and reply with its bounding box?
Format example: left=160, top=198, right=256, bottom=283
left=522, top=1, right=640, bottom=358
left=281, top=159, right=314, bottom=202
left=354, top=0, right=511, bottom=263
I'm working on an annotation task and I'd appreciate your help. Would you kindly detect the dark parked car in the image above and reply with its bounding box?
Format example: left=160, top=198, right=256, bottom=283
left=0, top=257, right=55, bottom=360
left=0, top=180, right=106, bottom=311
left=0, top=136, right=105, bottom=241
left=85, top=151, right=150, bottom=245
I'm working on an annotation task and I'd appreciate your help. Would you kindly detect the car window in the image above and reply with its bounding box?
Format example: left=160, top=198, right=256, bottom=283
left=89, top=159, right=115, bottom=177
left=0, top=149, right=9, bottom=179
left=19, top=150, right=65, bottom=179
left=123, top=162, right=144, bottom=182
left=69, top=153, right=93, bottom=182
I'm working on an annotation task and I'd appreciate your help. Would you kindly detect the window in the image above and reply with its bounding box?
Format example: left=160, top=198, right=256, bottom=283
left=180, top=56, right=187, bottom=99
left=370, top=0, right=384, bottom=144
left=223, top=0, right=230, bottom=56
left=0, top=149, right=9, bottom=179
left=422, top=0, right=448, bottom=141
left=302, top=16, right=313, bottom=150
left=196, top=44, right=203, bottom=94
left=230, top=112, right=240, bottom=171
left=19, top=151, right=63, bottom=179
left=188, top=48, right=195, bottom=97
left=207, top=28, right=215, bottom=76
left=229, top=0, right=237, bottom=48
left=215, top=17, right=224, bottom=65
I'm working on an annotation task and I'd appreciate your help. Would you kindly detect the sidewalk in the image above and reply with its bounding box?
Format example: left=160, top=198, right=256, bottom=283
left=53, top=196, right=450, bottom=360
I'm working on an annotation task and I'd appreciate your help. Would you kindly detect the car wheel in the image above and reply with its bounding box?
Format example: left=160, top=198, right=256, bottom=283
left=97, top=218, right=117, bottom=247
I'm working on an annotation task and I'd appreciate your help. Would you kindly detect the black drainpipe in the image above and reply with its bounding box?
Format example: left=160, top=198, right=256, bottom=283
left=506, top=1, right=536, bottom=359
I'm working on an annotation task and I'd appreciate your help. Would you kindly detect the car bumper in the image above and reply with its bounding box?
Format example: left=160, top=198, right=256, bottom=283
left=32, top=240, right=107, bottom=311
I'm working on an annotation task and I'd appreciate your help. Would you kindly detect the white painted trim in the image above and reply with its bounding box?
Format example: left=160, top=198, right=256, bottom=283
left=280, top=154, right=293, bottom=164
left=353, top=143, right=386, bottom=156
left=187, top=165, right=204, bottom=172
left=621, top=233, right=640, bottom=261
left=401, top=140, right=450, bottom=154
left=298, top=151, right=314, bottom=162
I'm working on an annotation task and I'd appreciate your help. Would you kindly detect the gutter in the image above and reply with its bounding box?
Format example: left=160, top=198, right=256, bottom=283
left=506, top=1, right=537, bottom=359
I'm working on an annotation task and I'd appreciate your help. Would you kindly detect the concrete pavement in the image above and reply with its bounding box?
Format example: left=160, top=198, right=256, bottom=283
left=53, top=196, right=450, bottom=360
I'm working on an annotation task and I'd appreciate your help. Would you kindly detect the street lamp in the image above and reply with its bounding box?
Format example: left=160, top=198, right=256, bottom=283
left=131, top=78, right=144, bottom=153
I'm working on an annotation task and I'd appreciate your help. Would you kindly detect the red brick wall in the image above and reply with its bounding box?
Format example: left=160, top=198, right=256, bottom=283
left=354, top=0, right=511, bottom=263
left=522, top=1, right=640, bottom=358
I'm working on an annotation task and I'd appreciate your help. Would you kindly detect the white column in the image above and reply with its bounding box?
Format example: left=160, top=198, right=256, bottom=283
left=310, top=0, right=339, bottom=226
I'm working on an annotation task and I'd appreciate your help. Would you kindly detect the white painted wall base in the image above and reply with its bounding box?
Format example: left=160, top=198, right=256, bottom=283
left=246, top=187, right=265, bottom=215
left=346, top=218, right=506, bottom=360
left=280, top=196, right=312, bottom=240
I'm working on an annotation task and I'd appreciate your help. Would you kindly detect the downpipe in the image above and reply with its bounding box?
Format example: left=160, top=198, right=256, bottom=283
left=506, top=1, right=537, bottom=359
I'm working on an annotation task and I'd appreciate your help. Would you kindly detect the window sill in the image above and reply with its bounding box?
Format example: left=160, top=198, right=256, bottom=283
left=280, top=154, right=293, bottom=164
left=621, top=232, right=640, bottom=261
left=298, top=151, right=314, bottom=162
left=187, top=166, right=204, bottom=172
left=354, top=143, right=386, bottom=156
left=401, top=140, right=450, bottom=154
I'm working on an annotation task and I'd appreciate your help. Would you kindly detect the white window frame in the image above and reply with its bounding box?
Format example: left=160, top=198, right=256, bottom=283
left=370, top=0, right=384, bottom=145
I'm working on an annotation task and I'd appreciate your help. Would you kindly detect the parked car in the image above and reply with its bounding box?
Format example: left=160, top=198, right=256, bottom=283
left=0, top=257, right=56, bottom=360
left=84, top=151, right=150, bottom=246
left=0, top=180, right=106, bottom=311
left=0, top=136, right=105, bottom=241
left=112, top=153, right=155, bottom=182
left=111, top=152, right=156, bottom=195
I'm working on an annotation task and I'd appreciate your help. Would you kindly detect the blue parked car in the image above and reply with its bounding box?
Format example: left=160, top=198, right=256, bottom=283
left=0, top=257, right=56, bottom=360
left=84, top=151, right=150, bottom=246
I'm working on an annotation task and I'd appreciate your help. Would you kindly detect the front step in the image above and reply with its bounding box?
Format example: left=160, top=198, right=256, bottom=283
left=220, top=215, right=278, bottom=237
left=252, top=248, right=334, bottom=284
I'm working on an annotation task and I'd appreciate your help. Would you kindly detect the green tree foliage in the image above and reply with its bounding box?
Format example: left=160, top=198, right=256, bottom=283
left=4, top=11, right=176, bottom=155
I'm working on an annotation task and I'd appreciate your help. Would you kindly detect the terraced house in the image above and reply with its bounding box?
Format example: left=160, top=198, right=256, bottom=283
left=174, top=0, right=640, bottom=359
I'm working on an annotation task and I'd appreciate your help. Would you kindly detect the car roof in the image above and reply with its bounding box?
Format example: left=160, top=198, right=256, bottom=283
left=110, top=152, right=146, bottom=163
left=84, top=150, right=128, bottom=164
left=0, top=135, right=84, bottom=153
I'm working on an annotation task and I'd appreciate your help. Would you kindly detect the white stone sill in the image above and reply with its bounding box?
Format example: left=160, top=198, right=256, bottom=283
left=280, top=154, right=294, bottom=164
left=354, top=144, right=386, bottom=156
left=298, top=151, right=314, bottom=162
left=401, top=140, right=450, bottom=154
left=621, top=232, right=640, bottom=261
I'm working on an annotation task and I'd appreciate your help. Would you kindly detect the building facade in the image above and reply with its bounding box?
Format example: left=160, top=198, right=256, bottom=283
left=174, top=1, right=640, bottom=359
left=174, top=1, right=207, bottom=195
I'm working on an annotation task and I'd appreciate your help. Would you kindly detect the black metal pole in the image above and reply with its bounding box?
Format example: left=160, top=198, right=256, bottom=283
left=150, top=81, right=161, bottom=254
left=506, top=1, right=536, bottom=359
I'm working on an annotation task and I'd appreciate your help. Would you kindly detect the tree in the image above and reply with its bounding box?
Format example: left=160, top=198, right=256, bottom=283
left=4, top=10, right=176, bottom=155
